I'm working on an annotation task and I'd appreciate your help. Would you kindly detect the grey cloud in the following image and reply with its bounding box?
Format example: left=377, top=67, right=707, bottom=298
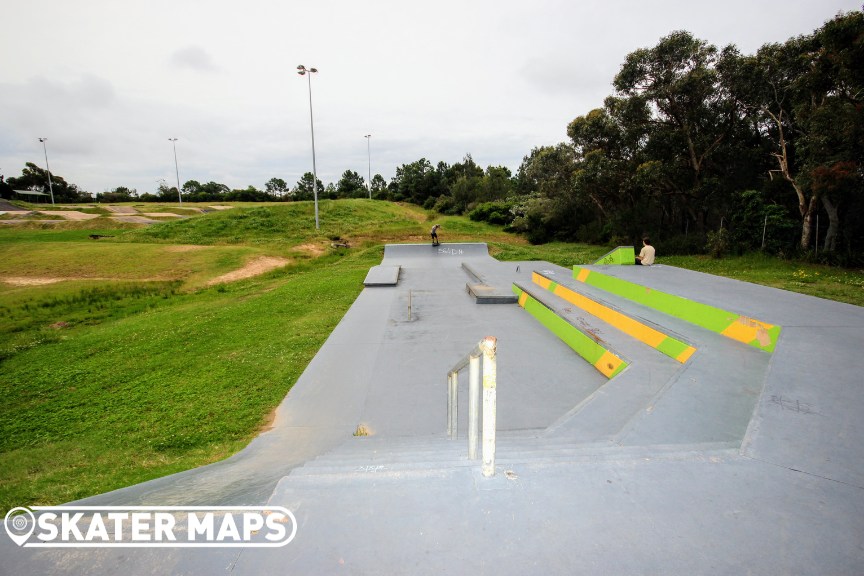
left=170, top=46, right=219, bottom=72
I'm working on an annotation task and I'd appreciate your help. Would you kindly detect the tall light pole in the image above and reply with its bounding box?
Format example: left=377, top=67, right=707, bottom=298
left=37, top=138, right=55, bottom=205
left=297, top=64, right=320, bottom=230
left=364, top=134, right=372, bottom=199
left=168, top=138, right=182, bottom=204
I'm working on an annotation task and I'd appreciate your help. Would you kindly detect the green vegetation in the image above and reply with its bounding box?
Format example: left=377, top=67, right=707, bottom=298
left=1, top=200, right=861, bottom=514
left=3, top=12, right=861, bottom=262
left=0, top=201, right=516, bottom=512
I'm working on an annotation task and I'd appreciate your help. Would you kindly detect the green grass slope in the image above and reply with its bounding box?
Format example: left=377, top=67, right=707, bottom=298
left=0, top=200, right=519, bottom=512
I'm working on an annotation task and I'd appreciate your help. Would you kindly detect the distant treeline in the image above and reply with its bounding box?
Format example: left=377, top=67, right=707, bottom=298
left=2, top=10, right=861, bottom=263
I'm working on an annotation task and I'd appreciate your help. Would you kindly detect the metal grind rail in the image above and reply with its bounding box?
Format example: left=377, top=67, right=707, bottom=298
left=447, top=336, right=497, bottom=477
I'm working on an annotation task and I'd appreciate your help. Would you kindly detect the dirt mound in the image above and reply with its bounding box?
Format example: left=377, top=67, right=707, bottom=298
left=206, top=256, right=290, bottom=285
left=37, top=211, right=101, bottom=220
left=1, top=277, right=64, bottom=286
left=294, top=243, right=327, bottom=257
left=164, top=245, right=208, bottom=253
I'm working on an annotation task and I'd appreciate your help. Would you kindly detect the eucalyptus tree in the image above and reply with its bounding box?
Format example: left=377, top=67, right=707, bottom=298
left=720, top=10, right=864, bottom=251
left=613, top=31, right=738, bottom=232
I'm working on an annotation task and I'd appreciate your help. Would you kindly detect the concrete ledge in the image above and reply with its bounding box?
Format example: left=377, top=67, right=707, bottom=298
left=594, top=245, right=635, bottom=265
left=512, top=282, right=628, bottom=378
left=363, top=265, right=401, bottom=286
left=533, top=271, right=696, bottom=363
left=465, top=283, right=518, bottom=304
left=573, top=266, right=782, bottom=353
left=463, top=262, right=518, bottom=304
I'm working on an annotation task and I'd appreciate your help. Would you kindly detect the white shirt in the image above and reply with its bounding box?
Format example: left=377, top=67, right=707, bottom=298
left=639, top=245, right=655, bottom=265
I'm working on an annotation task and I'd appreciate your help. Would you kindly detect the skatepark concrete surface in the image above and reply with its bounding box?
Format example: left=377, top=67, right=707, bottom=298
left=3, top=243, right=863, bottom=575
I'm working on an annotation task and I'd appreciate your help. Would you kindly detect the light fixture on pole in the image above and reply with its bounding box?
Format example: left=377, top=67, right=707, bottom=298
left=168, top=138, right=182, bottom=204
left=297, top=64, right=320, bottom=230
left=37, top=138, right=55, bottom=205
left=364, top=134, right=372, bottom=200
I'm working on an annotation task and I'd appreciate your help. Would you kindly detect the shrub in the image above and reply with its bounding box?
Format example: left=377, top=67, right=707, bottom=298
left=705, top=228, right=730, bottom=258
left=469, top=201, right=515, bottom=225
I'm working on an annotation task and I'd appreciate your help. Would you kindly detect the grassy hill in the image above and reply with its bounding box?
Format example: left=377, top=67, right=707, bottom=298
left=0, top=200, right=531, bottom=512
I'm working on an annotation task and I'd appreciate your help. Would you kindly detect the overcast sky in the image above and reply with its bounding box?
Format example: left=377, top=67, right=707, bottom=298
left=1, top=0, right=859, bottom=196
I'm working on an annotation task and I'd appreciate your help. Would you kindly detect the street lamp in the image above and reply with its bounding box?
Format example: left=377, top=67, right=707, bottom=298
left=297, top=64, right=320, bottom=230
left=37, top=138, right=55, bottom=205
left=168, top=138, right=182, bottom=204
left=364, top=134, right=372, bottom=199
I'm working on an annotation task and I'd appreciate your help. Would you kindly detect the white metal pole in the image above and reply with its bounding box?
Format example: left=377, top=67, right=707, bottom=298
left=480, top=336, right=497, bottom=477
left=298, top=65, right=320, bottom=230
left=38, top=138, right=55, bottom=205
left=468, top=353, right=480, bottom=460
left=169, top=138, right=182, bottom=204
left=365, top=134, right=372, bottom=199
left=447, top=372, right=458, bottom=438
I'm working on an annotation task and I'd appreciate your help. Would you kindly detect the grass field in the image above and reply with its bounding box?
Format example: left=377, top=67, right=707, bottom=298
left=1, top=199, right=862, bottom=513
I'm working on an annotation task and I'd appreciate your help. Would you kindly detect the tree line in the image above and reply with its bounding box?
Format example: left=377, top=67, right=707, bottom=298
left=440, top=10, right=862, bottom=263
left=2, top=10, right=860, bottom=262
left=0, top=166, right=385, bottom=204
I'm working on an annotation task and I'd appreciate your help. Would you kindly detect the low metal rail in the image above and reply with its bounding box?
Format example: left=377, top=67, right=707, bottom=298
left=447, top=336, right=497, bottom=477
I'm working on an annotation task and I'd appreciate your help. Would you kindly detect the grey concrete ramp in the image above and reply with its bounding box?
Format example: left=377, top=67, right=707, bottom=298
left=4, top=245, right=864, bottom=575
left=382, top=242, right=491, bottom=266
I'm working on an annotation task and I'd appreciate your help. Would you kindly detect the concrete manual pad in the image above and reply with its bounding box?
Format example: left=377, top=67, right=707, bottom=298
left=363, top=265, right=400, bottom=286
left=4, top=243, right=864, bottom=575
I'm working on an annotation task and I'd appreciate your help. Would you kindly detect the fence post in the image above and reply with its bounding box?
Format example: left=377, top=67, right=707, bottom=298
left=761, top=214, right=768, bottom=249
left=479, top=336, right=497, bottom=477
left=468, top=353, right=480, bottom=460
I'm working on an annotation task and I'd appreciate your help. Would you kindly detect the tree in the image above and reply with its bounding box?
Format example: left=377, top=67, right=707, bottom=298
left=0, top=174, right=15, bottom=200
left=336, top=170, right=367, bottom=198
left=265, top=177, right=290, bottom=199
left=478, top=166, right=514, bottom=203
left=567, top=97, right=652, bottom=233
left=97, top=186, right=137, bottom=203
left=802, top=11, right=864, bottom=253
left=614, top=31, right=737, bottom=232
left=390, top=158, right=440, bottom=204
left=6, top=162, right=87, bottom=203
left=182, top=180, right=203, bottom=196
left=721, top=10, right=864, bottom=252
left=720, top=38, right=817, bottom=249
left=226, top=186, right=269, bottom=202
left=370, top=174, right=388, bottom=198
left=293, top=172, right=324, bottom=201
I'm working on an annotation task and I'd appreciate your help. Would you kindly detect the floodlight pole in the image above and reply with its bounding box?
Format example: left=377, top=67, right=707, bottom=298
left=298, top=64, right=320, bottom=230
left=364, top=134, right=372, bottom=199
left=168, top=138, right=182, bottom=204
left=38, top=138, right=55, bottom=205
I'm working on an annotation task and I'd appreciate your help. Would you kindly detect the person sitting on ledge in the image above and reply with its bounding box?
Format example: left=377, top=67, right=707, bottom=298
left=635, top=237, right=655, bottom=266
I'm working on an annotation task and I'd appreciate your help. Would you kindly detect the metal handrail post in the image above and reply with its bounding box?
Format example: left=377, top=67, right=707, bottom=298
left=447, top=372, right=458, bottom=438
left=480, top=337, right=497, bottom=477
left=446, top=336, right=497, bottom=476
left=468, top=353, right=481, bottom=459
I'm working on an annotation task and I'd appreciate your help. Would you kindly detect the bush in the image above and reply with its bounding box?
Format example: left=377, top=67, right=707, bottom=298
left=469, top=201, right=515, bottom=225
left=660, top=234, right=706, bottom=256
left=705, top=228, right=730, bottom=258
left=432, top=195, right=461, bottom=215
left=729, top=190, right=798, bottom=255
